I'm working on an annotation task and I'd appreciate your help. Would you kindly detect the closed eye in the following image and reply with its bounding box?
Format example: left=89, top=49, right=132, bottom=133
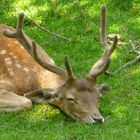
left=67, top=98, right=78, bottom=104
left=67, top=98, right=74, bottom=101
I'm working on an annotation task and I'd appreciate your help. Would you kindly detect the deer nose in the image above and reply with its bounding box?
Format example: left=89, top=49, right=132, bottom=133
left=91, top=114, right=104, bottom=123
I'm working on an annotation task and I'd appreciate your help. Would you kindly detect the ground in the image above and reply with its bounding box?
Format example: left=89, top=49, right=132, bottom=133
left=0, top=0, right=140, bottom=140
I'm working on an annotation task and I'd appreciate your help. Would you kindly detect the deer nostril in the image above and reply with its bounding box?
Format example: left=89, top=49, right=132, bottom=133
left=91, top=114, right=104, bottom=123
left=93, top=117, right=103, bottom=123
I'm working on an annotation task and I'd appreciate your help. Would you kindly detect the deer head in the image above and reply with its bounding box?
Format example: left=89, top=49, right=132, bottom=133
left=3, top=5, right=118, bottom=123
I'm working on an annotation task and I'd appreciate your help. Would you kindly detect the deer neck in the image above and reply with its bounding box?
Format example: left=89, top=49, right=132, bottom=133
left=37, top=68, right=65, bottom=89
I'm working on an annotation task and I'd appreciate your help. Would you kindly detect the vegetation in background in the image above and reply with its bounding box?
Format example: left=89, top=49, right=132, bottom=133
left=0, top=0, right=140, bottom=139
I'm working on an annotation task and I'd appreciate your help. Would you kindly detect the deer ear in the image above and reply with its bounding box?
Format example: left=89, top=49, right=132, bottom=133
left=96, top=84, right=110, bottom=95
left=24, top=88, right=59, bottom=104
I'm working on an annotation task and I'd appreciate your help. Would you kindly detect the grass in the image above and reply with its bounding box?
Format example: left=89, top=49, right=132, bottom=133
left=0, top=0, right=140, bottom=139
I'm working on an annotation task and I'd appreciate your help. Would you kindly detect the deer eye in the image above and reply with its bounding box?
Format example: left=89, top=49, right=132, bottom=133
left=67, top=98, right=78, bottom=104
left=67, top=98, right=75, bottom=101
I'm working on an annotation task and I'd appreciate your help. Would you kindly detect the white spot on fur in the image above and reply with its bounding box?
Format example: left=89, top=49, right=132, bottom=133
left=15, top=41, right=24, bottom=49
left=6, top=61, right=13, bottom=65
left=5, top=57, right=11, bottom=61
left=20, top=46, right=24, bottom=49
left=7, top=43, right=11, bottom=47
left=23, top=67, right=29, bottom=72
left=15, top=63, right=22, bottom=68
left=32, top=67, right=37, bottom=72
left=15, top=41, right=18, bottom=44
left=13, top=55, right=18, bottom=59
left=9, top=71, right=14, bottom=76
left=5, top=57, right=13, bottom=65
left=7, top=68, right=14, bottom=76
left=0, top=50, right=7, bottom=54
left=9, top=52, right=14, bottom=56
left=0, top=80, right=5, bottom=83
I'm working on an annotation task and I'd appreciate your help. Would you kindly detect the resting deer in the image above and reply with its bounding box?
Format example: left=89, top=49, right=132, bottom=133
left=0, top=5, right=118, bottom=123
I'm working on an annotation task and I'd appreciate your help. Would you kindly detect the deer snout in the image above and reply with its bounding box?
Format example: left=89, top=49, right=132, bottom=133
left=91, top=114, right=104, bottom=123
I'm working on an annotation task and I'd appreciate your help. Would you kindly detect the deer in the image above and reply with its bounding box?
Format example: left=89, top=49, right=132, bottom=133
left=0, top=5, right=118, bottom=123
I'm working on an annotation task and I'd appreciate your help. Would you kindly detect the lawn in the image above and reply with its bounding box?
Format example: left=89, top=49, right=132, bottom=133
left=0, top=0, right=140, bottom=140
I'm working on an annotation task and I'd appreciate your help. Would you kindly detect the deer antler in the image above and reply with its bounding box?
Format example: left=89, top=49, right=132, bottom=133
left=3, top=12, right=32, bottom=53
left=64, top=56, right=75, bottom=81
left=87, top=5, right=118, bottom=79
left=105, top=40, right=140, bottom=76
left=32, top=42, right=75, bottom=81
left=32, top=41, right=67, bottom=78
left=3, top=11, right=67, bottom=79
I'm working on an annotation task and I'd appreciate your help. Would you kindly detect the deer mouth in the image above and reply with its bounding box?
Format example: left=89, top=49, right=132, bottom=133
left=68, top=112, right=104, bottom=124
left=90, top=114, right=104, bottom=123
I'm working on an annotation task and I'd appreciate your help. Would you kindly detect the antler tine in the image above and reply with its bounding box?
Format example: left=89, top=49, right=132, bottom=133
left=3, top=12, right=24, bottom=38
left=110, top=35, right=118, bottom=54
left=101, top=5, right=118, bottom=52
left=17, top=11, right=24, bottom=32
left=64, top=56, right=75, bottom=81
left=32, top=41, right=67, bottom=79
left=87, top=5, right=118, bottom=80
left=101, top=5, right=108, bottom=48
left=3, top=11, right=32, bottom=53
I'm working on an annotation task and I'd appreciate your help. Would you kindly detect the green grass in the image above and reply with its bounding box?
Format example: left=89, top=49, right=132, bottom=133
left=0, top=0, right=140, bottom=139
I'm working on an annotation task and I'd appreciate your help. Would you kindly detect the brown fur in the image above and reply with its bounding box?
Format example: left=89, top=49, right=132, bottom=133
left=0, top=25, right=64, bottom=94
left=0, top=25, right=104, bottom=123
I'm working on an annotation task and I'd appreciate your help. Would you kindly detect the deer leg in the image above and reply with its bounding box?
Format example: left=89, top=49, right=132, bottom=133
left=0, top=89, right=32, bottom=112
